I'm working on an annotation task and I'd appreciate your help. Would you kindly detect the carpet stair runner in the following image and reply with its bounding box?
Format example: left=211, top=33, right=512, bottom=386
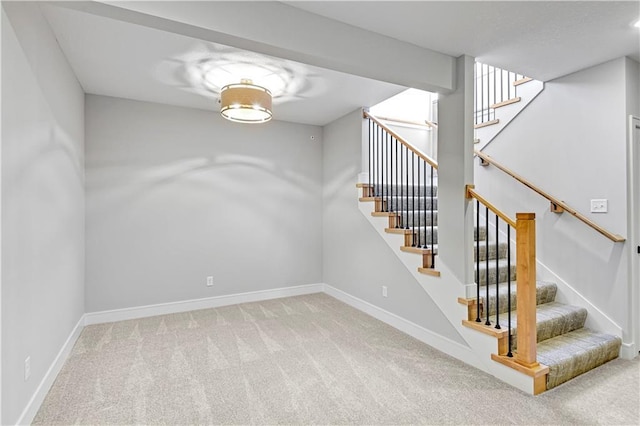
left=362, top=182, right=622, bottom=391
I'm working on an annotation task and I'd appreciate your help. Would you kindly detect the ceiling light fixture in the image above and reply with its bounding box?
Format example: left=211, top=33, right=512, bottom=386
left=635, top=19, right=640, bottom=28
left=220, top=79, right=272, bottom=123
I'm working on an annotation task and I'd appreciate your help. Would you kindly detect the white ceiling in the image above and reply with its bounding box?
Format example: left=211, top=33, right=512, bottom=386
left=286, top=1, right=640, bottom=81
left=42, top=1, right=639, bottom=126
left=41, top=4, right=406, bottom=126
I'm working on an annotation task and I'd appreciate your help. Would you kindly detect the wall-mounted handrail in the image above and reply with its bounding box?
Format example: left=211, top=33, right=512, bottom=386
left=475, top=150, right=625, bottom=243
left=364, top=110, right=438, bottom=169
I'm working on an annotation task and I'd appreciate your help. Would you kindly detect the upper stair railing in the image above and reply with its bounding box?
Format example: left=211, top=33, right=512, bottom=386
left=475, top=62, right=529, bottom=127
left=363, top=110, right=439, bottom=270
left=475, top=150, right=625, bottom=242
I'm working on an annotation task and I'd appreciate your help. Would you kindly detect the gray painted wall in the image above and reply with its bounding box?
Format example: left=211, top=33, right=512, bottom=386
left=476, top=57, right=635, bottom=341
left=322, top=109, right=464, bottom=344
left=85, top=95, right=323, bottom=312
left=1, top=4, right=85, bottom=424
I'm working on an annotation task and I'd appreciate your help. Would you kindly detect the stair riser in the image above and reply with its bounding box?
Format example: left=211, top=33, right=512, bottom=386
left=374, top=185, right=437, bottom=197
left=478, top=282, right=558, bottom=316
left=394, top=211, right=438, bottom=227
left=474, top=242, right=508, bottom=262
left=387, top=197, right=437, bottom=211
left=476, top=263, right=516, bottom=286
left=408, top=226, right=487, bottom=246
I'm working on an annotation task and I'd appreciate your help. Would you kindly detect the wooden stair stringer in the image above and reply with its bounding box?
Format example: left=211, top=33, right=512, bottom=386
left=356, top=185, right=545, bottom=394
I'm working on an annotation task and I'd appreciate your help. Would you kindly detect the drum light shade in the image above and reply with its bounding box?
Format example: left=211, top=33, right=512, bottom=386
left=220, top=79, right=272, bottom=123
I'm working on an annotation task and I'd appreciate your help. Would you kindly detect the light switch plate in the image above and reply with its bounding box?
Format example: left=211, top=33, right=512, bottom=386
left=590, top=199, right=608, bottom=213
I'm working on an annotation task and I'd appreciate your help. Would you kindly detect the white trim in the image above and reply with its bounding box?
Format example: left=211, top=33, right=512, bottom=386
left=535, top=258, right=622, bottom=339
left=323, top=284, right=474, bottom=362
left=620, top=342, right=637, bottom=360
left=627, top=115, right=640, bottom=358
left=84, top=283, right=325, bottom=325
left=16, top=316, right=84, bottom=426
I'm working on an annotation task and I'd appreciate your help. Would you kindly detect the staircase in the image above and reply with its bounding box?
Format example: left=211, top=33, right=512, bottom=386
left=360, top=180, right=621, bottom=392
left=358, top=110, right=623, bottom=394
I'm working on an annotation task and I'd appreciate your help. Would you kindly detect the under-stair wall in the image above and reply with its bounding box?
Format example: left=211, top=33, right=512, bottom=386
left=476, top=57, right=640, bottom=358
left=322, top=109, right=466, bottom=345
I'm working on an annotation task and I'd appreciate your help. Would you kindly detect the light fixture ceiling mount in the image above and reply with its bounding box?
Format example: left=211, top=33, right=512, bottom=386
left=220, top=79, right=272, bottom=124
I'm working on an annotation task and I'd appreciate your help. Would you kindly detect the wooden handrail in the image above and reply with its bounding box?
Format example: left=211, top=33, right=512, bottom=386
left=373, top=115, right=432, bottom=129
left=475, top=150, right=625, bottom=243
left=466, top=185, right=516, bottom=228
left=364, top=110, right=438, bottom=170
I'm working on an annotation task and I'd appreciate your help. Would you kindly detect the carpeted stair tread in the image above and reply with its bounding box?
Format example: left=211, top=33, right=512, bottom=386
left=492, top=302, right=587, bottom=348
left=478, top=280, right=557, bottom=315
left=536, top=328, right=622, bottom=389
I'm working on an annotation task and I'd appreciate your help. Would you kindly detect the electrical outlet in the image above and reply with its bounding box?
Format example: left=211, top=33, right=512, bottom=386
left=24, top=356, right=31, bottom=381
left=206, top=276, right=214, bottom=287
left=590, top=199, right=608, bottom=213
left=382, top=286, right=388, bottom=297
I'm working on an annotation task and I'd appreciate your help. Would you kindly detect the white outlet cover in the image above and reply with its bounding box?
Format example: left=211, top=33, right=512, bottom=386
left=590, top=199, right=608, bottom=213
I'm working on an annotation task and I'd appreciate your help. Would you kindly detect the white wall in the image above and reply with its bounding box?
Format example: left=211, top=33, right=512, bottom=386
left=625, top=58, right=639, bottom=117
left=476, top=58, right=632, bottom=342
left=322, top=109, right=465, bottom=344
left=1, top=3, right=85, bottom=424
left=85, top=95, right=323, bottom=312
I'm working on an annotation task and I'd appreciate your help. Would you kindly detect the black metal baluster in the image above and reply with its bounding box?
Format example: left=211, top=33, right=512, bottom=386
left=417, top=158, right=422, bottom=247
left=481, top=63, right=485, bottom=124
left=405, top=146, right=409, bottom=230
left=387, top=134, right=393, bottom=212
left=430, top=166, right=435, bottom=265
left=423, top=161, right=427, bottom=249
left=500, top=68, right=504, bottom=105
left=510, top=71, right=515, bottom=100
left=507, top=225, right=513, bottom=357
left=378, top=125, right=383, bottom=201
left=493, top=65, right=496, bottom=121
left=486, top=63, right=490, bottom=123
left=495, top=213, right=501, bottom=330
left=401, top=145, right=405, bottom=227
left=476, top=199, right=481, bottom=322
left=412, top=152, right=416, bottom=246
left=368, top=119, right=372, bottom=194
left=373, top=123, right=377, bottom=196
left=485, top=205, right=491, bottom=326
left=386, top=132, right=390, bottom=212
left=395, top=138, right=399, bottom=227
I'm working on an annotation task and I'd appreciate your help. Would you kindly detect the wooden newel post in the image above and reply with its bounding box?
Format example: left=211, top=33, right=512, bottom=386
left=515, top=212, right=538, bottom=367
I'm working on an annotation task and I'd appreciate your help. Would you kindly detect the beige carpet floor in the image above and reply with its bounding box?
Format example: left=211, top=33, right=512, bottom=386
left=34, top=293, right=639, bottom=425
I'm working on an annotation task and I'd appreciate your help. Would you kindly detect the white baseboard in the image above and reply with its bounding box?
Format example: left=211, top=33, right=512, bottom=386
left=84, top=283, right=325, bottom=325
left=323, top=284, right=473, bottom=361
left=16, top=316, right=85, bottom=426
left=620, top=342, right=639, bottom=360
